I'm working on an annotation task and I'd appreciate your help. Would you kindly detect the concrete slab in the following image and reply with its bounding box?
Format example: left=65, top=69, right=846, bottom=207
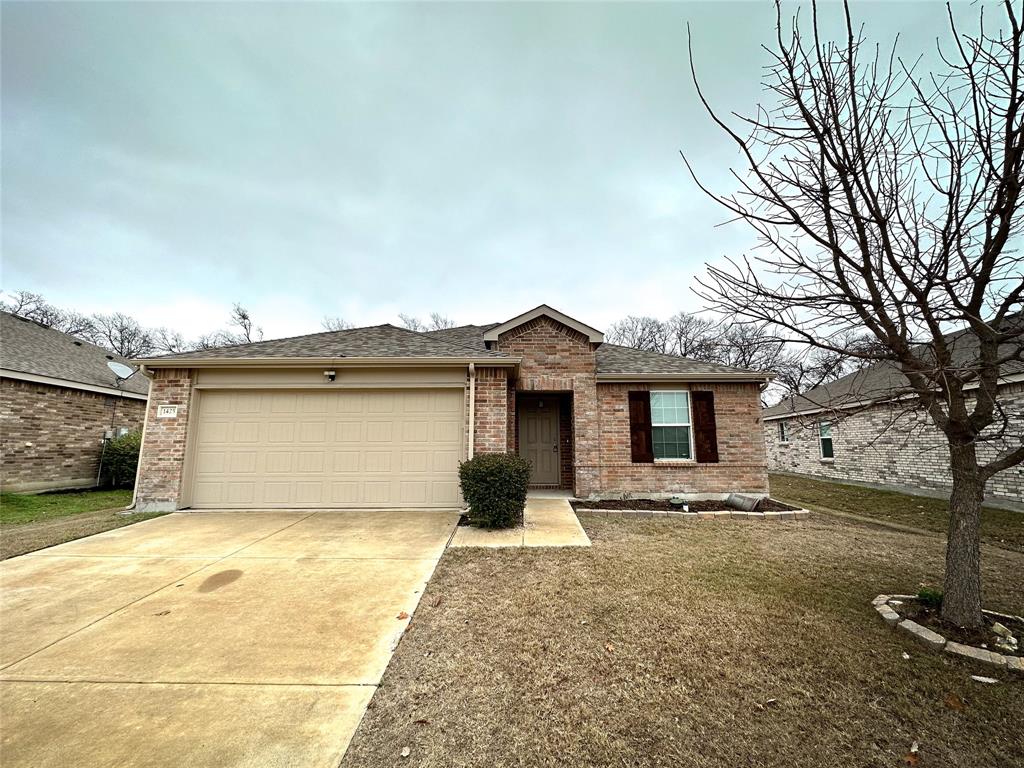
left=450, top=496, right=591, bottom=548
left=450, top=524, right=524, bottom=548
left=0, top=555, right=216, bottom=669
left=23, top=511, right=314, bottom=559
left=240, top=510, right=458, bottom=560
left=3, top=555, right=439, bottom=685
left=0, top=680, right=373, bottom=768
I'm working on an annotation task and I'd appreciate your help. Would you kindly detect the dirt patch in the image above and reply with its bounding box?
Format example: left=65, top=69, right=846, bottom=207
left=571, top=498, right=798, bottom=512
left=342, top=514, right=1023, bottom=768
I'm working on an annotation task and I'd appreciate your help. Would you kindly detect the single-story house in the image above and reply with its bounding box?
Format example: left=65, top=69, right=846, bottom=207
left=762, top=322, right=1024, bottom=511
left=131, top=305, right=772, bottom=512
left=0, top=311, right=149, bottom=493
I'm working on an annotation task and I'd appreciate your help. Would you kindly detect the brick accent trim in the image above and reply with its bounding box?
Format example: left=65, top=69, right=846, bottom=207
left=135, top=368, right=194, bottom=511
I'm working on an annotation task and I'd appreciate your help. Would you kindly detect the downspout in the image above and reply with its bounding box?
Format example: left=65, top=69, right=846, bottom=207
left=128, top=365, right=154, bottom=511
left=468, top=363, right=476, bottom=459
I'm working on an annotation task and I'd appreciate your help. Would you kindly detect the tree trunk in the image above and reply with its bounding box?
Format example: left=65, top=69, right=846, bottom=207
left=941, top=442, right=985, bottom=628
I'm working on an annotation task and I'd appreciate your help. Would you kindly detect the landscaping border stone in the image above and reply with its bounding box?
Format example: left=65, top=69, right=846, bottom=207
left=576, top=508, right=810, bottom=520
left=872, top=594, right=1023, bottom=675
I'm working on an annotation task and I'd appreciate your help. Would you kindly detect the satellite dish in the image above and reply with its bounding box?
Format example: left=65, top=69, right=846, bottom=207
left=107, top=361, right=135, bottom=381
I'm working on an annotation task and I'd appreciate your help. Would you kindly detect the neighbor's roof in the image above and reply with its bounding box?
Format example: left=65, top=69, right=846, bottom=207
left=763, top=316, right=1024, bottom=420
left=136, top=323, right=512, bottom=363
left=0, top=311, right=149, bottom=397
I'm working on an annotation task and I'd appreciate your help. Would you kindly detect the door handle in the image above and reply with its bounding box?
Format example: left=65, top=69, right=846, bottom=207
left=552, top=444, right=558, bottom=451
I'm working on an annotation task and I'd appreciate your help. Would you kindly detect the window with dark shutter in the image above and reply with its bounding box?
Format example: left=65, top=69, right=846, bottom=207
left=628, top=391, right=654, bottom=463
left=691, top=390, right=719, bottom=463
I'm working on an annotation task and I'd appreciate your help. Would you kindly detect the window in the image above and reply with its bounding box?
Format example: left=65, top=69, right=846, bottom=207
left=818, top=421, right=834, bottom=459
left=778, top=421, right=788, bottom=443
left=651, top=391, right=693, bottom=460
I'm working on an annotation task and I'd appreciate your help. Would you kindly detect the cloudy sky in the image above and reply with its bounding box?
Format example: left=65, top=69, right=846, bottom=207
left=3, top=1, right=954, bottom=339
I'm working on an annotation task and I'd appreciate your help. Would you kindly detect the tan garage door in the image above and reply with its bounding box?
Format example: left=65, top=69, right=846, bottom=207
left=187, top=389, right=464, bottom=509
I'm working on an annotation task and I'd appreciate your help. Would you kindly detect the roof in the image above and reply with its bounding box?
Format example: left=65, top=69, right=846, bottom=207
left=763, top=316, right=1024, bottom=420
left=137, top=323, right=512, bottom=364
left=0, top=311, right=149, bottom=397
left=483, top=304, right=604, bottom=344
left=138, top=307, right=769, bottom=380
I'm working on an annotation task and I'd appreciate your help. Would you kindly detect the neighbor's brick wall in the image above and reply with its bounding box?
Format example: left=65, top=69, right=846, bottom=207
left=135, top=368, right=194, bottom=511
left=595, top=382, right=770, bottom=496
left=495, top=317, right=600, bottom=495
left=763, top=381, right=1024, bottom=507
left=473, top=367, right=509, bottom=455
left=0, top=378, right=146, bottom=492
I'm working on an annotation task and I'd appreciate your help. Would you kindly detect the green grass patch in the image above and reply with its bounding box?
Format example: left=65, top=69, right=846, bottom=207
left=0, top=489, right=134, bottom=526
left=770, top=473, right=1024, bottom=549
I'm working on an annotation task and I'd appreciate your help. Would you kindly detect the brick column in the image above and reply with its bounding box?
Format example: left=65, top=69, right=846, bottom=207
left=572, top=375, right=601, bottom=496
left=135, top=368, right=194, bottom=512
left=473, top=367, right=509, bottom=455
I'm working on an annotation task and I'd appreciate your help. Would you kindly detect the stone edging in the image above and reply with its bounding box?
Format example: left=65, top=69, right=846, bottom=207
left=575, top=508, right=810, bottom=520
left=872, top=594, right=1023, bottom=675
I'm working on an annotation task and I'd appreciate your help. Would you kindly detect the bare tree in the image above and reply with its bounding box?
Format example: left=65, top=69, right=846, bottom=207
left=606, top=315, right=670, bottom=352
left=665, top=312, right=719, bottom=359
left=398, top=312, right=456, bottom=332
left=89, top=313, right=156, bottom=359
left=1, top=289, right=96, bottom=338
left=688, top=1, right=1024, bottom=626
left=229, top=303, right=262, bottom=344
left=322, top=316, right=354, bottom=331
left=151, top=327, right=191, bottom=355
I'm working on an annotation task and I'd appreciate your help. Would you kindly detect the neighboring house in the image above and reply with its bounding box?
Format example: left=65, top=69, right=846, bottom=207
left=0, top=311, right=149, bottom=493
left=762, top=322, right=1024, bottom=511
left=131, top=305, right=772, bottom=512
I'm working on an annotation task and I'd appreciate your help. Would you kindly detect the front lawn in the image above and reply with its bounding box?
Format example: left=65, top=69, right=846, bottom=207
left=0, top=490, right=164, bottom=559
left=770, top=473, right=1024, bottom=550
left=342, top=515, right=1022, bottom=768
left=0, top=489, right=134, bottom=525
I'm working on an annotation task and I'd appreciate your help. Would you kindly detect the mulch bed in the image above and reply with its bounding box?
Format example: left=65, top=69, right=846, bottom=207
left=898, top=601, right=1022, bottom=656
left=571, top=498, right=798, bottom=513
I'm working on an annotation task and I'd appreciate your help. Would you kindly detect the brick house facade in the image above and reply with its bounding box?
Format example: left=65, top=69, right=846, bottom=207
left=1, top=312, right=149, bottom=493
left=763, top=382, right=1024, bottom=511
left=133, top=305, right=772, bottom=511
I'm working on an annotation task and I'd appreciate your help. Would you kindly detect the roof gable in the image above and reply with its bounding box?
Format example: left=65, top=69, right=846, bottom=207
left=482, top=305, right=604, bottom=344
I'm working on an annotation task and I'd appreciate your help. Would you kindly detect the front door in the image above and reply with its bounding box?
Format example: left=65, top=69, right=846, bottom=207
left=519, top=404, right=560, bottom=485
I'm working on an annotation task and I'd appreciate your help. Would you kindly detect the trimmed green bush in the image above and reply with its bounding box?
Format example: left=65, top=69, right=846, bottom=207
left=917, top=587, right=944, bottom=610
left=103, top=430, right=142, bottom=489
left=458, top=452, right=532, bottom=529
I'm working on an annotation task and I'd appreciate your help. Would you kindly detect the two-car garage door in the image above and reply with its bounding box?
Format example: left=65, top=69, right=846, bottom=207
left=186, top=389, right=464, bottom=509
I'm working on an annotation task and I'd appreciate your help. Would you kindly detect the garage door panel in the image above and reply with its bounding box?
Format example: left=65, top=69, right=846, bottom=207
left=189, top=389, right=464, bottom=509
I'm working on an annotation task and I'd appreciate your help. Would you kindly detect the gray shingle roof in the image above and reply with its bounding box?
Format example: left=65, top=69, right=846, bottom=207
left=428, top=325, right=767, bottom=377
left=763, top=316, right=1024, bottom=419
left=141, top=323, right=510, bottom=362
left=1, top=311, right=149, bottom=396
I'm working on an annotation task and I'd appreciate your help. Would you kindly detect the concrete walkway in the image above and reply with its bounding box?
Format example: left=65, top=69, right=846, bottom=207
left=450, top=495, right=591, bottom=548
left=0, top=510, right=459, bottom=768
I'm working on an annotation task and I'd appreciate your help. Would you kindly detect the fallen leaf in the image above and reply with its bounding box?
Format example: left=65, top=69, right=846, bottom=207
left=432, top=596, right=443, bottom=607
left=414, top=719, right=430, bottom=725
left=396, top=611, right=409, bottom=620
left=944, top=693, right=965, bottom=711
left=605, top=643, right=615, bottom=653
left=400, top=747, right=411, bottom=758
left=153, top=610, right=170, bottom=616
left=903, top=753, right=919, bottom=766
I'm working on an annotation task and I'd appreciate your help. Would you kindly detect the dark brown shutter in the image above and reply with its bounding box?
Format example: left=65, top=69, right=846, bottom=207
left=691, top=391, right=719, bottom=463
left=628, top=391, right=654, bottom=463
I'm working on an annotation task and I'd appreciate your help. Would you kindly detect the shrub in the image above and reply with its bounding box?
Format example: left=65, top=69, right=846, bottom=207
left=918, top=587, right=944, bottom=610
left=103, top=430, right=142, bottom=489
left=458, top=452, right=532, bottom=529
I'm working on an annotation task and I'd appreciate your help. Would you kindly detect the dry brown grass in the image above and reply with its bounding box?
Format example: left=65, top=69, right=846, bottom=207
left=342, top=514, right=1023, bottom=768
left=0, top=508, right=166, bottom=559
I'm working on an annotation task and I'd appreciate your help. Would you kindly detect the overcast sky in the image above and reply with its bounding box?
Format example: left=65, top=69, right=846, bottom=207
left=2, top=1, right=955, bottom=339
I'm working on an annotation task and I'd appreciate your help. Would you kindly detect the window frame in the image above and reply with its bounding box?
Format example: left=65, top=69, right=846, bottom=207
left=818, top=420, right=834, bottom=461
left=778, top=421, right=788, bottom=443
left=650, top=389, right=695, bottom=462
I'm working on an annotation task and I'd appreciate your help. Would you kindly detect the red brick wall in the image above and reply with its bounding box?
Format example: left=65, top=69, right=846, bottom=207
left=495, top=317, right=600, bottom=494
left=595, top=382, right=769, bottom=495
left=473, top=367, right=509, bottom=455
left=0, top=378, right=146, bottom=492
left=135, top=368, right=194, bottom=511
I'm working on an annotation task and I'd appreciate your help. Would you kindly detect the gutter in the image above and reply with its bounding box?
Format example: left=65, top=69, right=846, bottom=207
left=595, top=372, right=774, bottom=383
left=0, top=368, right=148, bottom=400
left=132, top=356, right=521, bottom=369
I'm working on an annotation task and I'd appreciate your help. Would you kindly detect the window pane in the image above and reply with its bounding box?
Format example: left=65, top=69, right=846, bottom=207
left=821, top=437, right=834, bottom=459
left=653, top=426, right=691, bottom=459
left=651, top=391, right=690, bottom=425
left=819, top=421, right=832, bottom=437
left=779, top=422, right=787, bottom=441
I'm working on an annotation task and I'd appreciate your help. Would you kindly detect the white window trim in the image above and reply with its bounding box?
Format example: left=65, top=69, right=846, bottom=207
left=818, top=420, right=834, bottom=462
left=778, top=421, right=789, bottom=444
left=651, top=389, right=695, bottom=462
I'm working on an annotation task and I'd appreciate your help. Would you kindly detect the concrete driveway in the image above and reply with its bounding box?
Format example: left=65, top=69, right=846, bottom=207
left=0, top=510, right=459, bottom=767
